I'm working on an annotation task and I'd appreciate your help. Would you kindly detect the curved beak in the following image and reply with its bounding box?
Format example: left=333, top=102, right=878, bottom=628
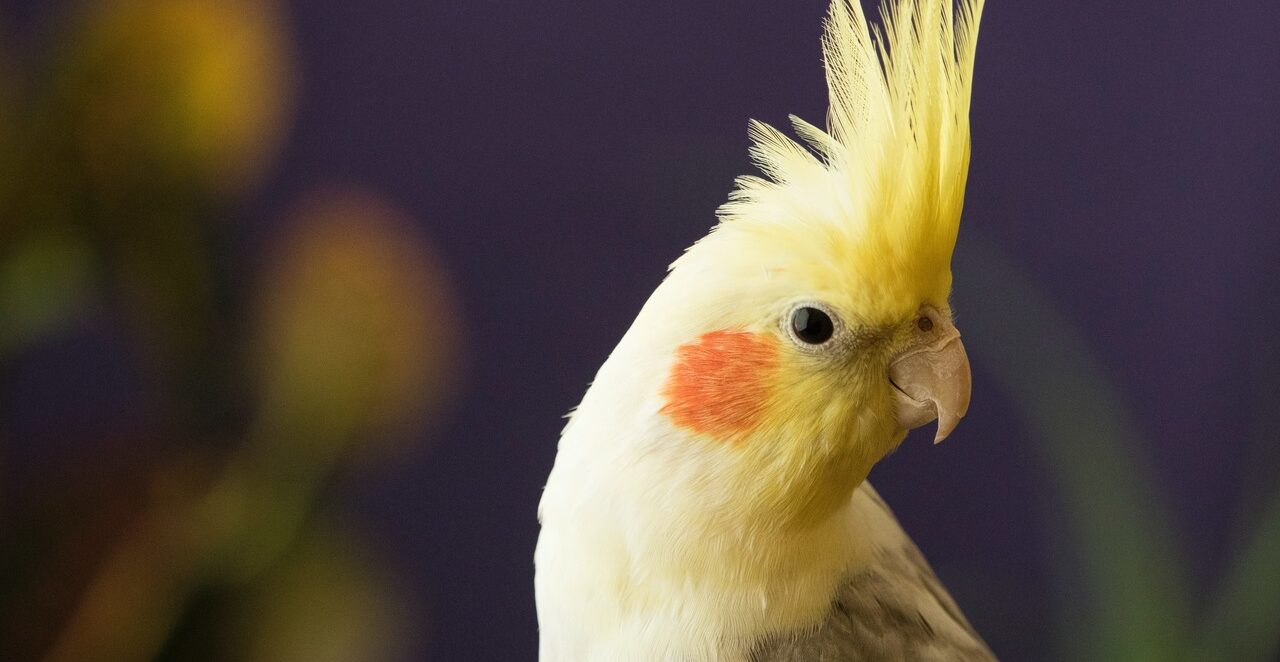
left=888, top=332, right=971, bottom=444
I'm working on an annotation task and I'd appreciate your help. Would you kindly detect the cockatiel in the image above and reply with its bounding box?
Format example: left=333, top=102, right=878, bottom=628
left=535, top=0, right=990, bottom=659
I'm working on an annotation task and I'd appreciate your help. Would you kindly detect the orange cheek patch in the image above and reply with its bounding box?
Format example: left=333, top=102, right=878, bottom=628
left=660, top=330, right=779, bottom=441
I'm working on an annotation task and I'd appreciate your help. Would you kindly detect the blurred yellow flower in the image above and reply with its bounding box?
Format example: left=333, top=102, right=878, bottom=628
left=52, top=0, right=294, bottom=199
left=254, top=189, right=459, bottom=458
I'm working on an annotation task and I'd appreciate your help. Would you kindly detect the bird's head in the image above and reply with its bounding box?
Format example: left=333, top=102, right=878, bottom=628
left=624, top=0, right=984, bottom=528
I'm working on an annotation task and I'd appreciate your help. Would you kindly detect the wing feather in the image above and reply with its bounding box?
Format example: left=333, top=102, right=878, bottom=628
left=749, top=484, right=995, bottom=661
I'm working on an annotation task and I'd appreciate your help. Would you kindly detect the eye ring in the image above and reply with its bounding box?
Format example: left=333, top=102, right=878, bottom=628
left=786, top=303, right=840, bottom=347
left=916, top=316, right=934, bottom=332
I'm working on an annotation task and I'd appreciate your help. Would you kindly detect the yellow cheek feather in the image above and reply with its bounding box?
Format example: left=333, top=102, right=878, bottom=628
left=660, top=329, right=901, bottom=528
left=660, top=330, right=780, bottom=442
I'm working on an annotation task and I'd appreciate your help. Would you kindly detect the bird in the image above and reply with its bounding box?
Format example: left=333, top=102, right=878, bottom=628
left=534, top=0, right=992, bottom=659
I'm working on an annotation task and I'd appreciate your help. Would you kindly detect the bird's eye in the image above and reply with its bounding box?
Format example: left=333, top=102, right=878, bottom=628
left=791, top=306, right=835, bottom=345
left=916, top=316, right=934, bottom=332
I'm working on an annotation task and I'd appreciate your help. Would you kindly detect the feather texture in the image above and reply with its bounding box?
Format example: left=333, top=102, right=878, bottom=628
left=750, top=485, right=995, bottom=661
left=712, top=0, right=985, bottom=327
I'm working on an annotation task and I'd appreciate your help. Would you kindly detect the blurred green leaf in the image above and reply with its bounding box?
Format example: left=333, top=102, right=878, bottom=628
left=956, top=236, right=1194, bottom=661
left=1196, top=489, right=1280, bottom=662
left=225, top=523, right=419, bottom=662
left=0, top=231, right=93, bottom=356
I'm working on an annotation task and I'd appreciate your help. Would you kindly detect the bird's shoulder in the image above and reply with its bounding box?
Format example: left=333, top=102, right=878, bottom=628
left=748, top=484, right=996, bottom=662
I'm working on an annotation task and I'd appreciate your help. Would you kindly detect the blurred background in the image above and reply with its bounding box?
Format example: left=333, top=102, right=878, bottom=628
left=0, top=0, right=1277, bottom=660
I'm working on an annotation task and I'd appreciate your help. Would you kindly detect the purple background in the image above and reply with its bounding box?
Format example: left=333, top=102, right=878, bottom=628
left=6, top=1, right=1280, bottom=659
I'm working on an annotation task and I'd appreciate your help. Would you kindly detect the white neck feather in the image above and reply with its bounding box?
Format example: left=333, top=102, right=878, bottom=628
left=534, top=328, right=896, bottom=661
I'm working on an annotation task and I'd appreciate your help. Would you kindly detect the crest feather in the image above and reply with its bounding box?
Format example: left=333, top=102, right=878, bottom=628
left=714, top=0, right=985, bottom=322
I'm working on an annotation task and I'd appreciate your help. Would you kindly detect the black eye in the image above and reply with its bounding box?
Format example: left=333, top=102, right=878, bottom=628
left=791, top=307, right=835, bottom=345
left=916, top=316, right=934, bottom=332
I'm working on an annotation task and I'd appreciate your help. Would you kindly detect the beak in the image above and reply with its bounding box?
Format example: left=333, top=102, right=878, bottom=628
left=888, top=331, right=971, bottom=444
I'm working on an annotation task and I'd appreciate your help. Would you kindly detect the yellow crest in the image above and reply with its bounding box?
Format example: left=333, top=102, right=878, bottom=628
left=714, top=0, right=985, bottom=325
